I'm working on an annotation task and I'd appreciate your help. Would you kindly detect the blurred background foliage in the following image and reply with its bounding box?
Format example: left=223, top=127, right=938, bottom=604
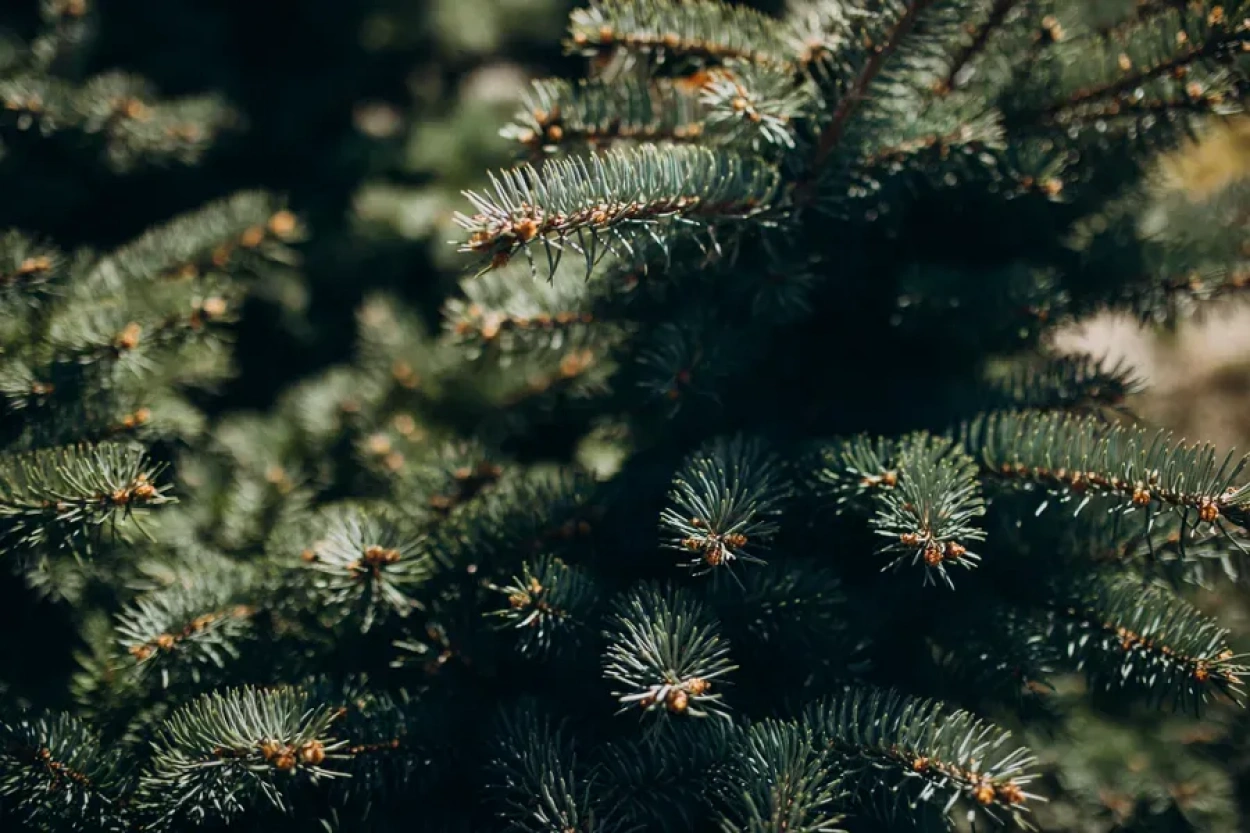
left=5, top=0, right=1250, bottom=829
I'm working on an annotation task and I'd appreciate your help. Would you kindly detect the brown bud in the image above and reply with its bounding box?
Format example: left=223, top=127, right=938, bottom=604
left=239, top=226, right=265, bottom=248
left=299, top=740, right=326, bottom=766
left=268, top=210, right=298, bottom=237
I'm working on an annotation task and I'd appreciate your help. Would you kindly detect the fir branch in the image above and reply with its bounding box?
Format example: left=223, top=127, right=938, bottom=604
left=135, top=686, right=348, bottom=830
left=811, top=0, right=943, bottom=171
left=87, top=191, right=299, bottom=288
left=932, top=605, right=1060, bottom=703
left=987, top=353, right=1145, bottom=413
left=1022, top=18, right=1250, bottom=126
left=940, top=0, right=1023, bottom=92
left=633, top=311, right=752, bottom=412
left=965, top=410, right=1250, bottom=531
left=0, top=231, right=62, bottom=305
left=0, top=710, right=129, bottom=832
left=699, top=62, right=812, bottom=150
left=567, top=0, right=800, bottom=71
left=294, top=504, right=432, bottom=632
left=597, top=720, right=735, bottom=832
left=502, top=77, right=706, bottom=154
left=1044, top=572, right=1247, bottom=712
left=707, top=560, right=851, bottom=670
left=488, top=554, right=600, bottom=659
left=116, top=565, right=256, bottom=688
left=432, top=468, right=597, bottom=577
left=717, top=719, right=847, bottom=833
left=603, top=583, right=737, bottom=719
left=804, top=685, right=1040, bottom=827
left=303, top=678, right=449, bottom=811
left=444, top=266, right=601, bottom=355
left=455, top=145, right=780, bottom=278
left=0, top=442, right=171, bottom=552
left=871, top=432, right=987, bottom=587
left=660, top=435, right=790, bottom=574
left=807, top=434, right=899, bottom=510
left=488, top=705, right=598, bottom=833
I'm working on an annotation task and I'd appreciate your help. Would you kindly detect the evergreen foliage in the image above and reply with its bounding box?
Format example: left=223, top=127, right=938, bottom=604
left=6, top=0, right=1250, bottom=831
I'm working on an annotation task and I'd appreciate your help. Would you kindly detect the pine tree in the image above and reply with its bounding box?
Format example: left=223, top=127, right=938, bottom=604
left=6, top=0, right=1250, bottom=831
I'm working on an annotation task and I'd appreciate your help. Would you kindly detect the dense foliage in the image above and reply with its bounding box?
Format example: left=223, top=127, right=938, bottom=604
left=5, top=0, right=1250, bottom=831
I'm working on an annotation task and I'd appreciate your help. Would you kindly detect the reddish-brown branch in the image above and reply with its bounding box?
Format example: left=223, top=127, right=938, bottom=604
left=811, top=0, right=941, bottom=171
left=1036, top=28, right=1248, bottom=119
left=942, top=0, right=1022, bottom=91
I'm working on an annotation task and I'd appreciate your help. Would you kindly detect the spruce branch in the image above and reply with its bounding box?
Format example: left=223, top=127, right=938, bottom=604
left=135, top=686, right=348, bottom=830
left=699, top=62, right=812, bottom=150
left=116, top=564, right=256, bottom=689
left=965, top=410, right=1250, bottom=534
left=603, top=583, right=737, bottom=719
left=0, top=442, right=171, bottom=553
left=871, top=432, right=987, bottom=587
left=804, top=685, right=1040, bottom=827
left=633, top=311, right=752, bottom=412
left=0, top=710, right=129, bottom=832
left=660, top=435, right=790, bottom=574
left=502, top=77, right=706, bottom=155
left=488, top=554, right=600, bottom=658
left=488, top=705, right=598, bottom=833
left=811, top=433, right=986, bottom=586
left=707, top=560, right=851, bottom=671
left=717, top=719, right=847, bottom=833
left=0, top=231, right=62, bottom=308
left=940, top=0, right=1024, bottom=92
left=433, top=468, right=597, bottom=577
left=808, top=434, right=900, bottom=510
left=986, top=353, right=1144, bottom=413
left=444, top=265, right=602, bottom=356
left=809, top=0, right=945, bottom=172
left=567, top=0, right=801, bottom=71
left=1036, top=23, right=1250, bottom=120
left=455, top=145, right=781, bottom=278
left=1043, top=572, right=1247, bottom=712
left=597, top=720, right=735, bottom=832
left=293, top=504, right=432, bottom=632
left=87, top=191, right=300, bottom=288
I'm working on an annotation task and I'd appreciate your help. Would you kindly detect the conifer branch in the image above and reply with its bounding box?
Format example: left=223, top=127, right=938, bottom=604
left=135, top=687, right=348, bottom=829
left=603, top=583, right=737, bottom=719
left=444, top=266, right=601, bottom=354
left=0, top=443, right=171, bottom=552
left=293, top=504, right=432, bottom=632
left=567, top=0, right=800, bottom=71
left=488, top=707, right=596, bottom=833
left=116, top=566, right=256, bottom=688
left=0, top=711, right=129, bottom=832
left=660, top=435, right=790, bottom=574
left=502, top=77, right=706, bottom=155
left=699, top=62, right=811, bottom=150
left=872, top=433, right=987, bottom=587
left=1026, top=24, right=1250, bottom=123
left=811, top=0, right=941, bottom=172
left=804, top=686, right=1039, bottom=826
left=1044, top=572, right=1247, bottom=712
left=488, top=554, right=600, bottom=658
left=718, top=719, right=847, bottom=833
left=455, top=145, right=780, bottom=278
left=0, top=232, right=62, bottom=303
left=941, top=0, right=1022, bottom=92
left=965, top=410, right=1250, bottom=531
left=597, top=720, right=733, bottom=832
left=987, top=353, right=1144, bottom=413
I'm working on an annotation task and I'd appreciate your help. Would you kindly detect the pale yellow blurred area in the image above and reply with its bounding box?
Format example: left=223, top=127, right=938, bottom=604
left=1056, top=116, right=1250, bottom=449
